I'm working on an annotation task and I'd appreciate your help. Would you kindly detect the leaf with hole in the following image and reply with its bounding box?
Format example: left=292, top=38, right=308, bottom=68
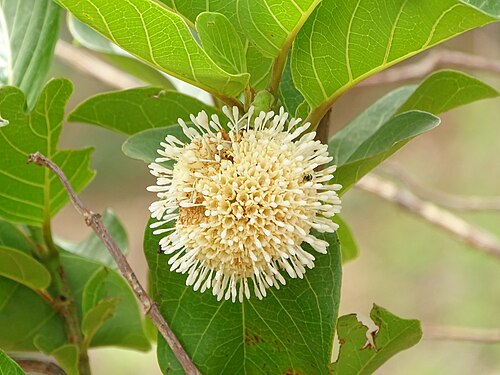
left=332, top=305, right=422, bottom=375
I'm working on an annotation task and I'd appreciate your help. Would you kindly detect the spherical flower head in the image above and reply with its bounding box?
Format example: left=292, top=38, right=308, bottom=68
left=148, top=106, right=341, bottom=302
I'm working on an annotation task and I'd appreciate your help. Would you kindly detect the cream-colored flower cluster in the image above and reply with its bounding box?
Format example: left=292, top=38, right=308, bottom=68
left=148, top=106, right=341, bottom=302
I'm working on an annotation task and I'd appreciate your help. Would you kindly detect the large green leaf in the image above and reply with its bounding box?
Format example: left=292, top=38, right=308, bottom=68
left=0, top=0, right=60, bottom=108
left=329, top=70, right=499, bottom=192
left=331, top=305, right=422, bottom=375
left=58, top=209, right=128, bottom=269
left=292, top=0, right=498, bottom=122
left=145, top=220, right=342, bottom=374
left=69, top=87, right=222, bottom=135
left=56, top=0, right=249, bottom=98
left=122, top=125, right=188, bottom=164
left=0, top=246, right=51, bottom=290
left=67, top=15, right=176, bottom=90
left=0, top=79, right=94, bottom=226
left=0, top=348, right=26, bottom=375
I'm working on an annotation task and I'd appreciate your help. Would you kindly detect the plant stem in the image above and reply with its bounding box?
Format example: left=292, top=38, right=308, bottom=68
left=29, top=152, right=201, bottom=375
left=39, top=219, right=91, bottom=375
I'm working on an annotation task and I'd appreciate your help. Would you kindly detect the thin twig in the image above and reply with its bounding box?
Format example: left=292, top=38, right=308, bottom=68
left=359, top=50, right=500, bottom=87
left=380, top=163, right=500, bottom=211
left=424, top=325, right=500, bottom=344
left=356, top=174, right=500, bottom=260
left=55, top=40, right=142, bottom=90
left=28, top=152, right=201, bottom=375
left=14, top=358, right=66, bottom=375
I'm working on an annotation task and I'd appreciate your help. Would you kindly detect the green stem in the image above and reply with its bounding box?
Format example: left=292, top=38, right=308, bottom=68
left=40, top=220, right=91, bottom=375
left=266, top=54, right=287, bottom=98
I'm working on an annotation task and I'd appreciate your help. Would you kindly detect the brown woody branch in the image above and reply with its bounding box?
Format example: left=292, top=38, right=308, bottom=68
left=28, top=152, right=201, bottom=375
left=14, top=358, right=66, bottom=375
left=356, top=174, right=500, bottom=260
left=380, top=162, right=500, bottom=211
left=359, top=50, right=500, bottom=87
left=424, top=325, right=500, bottom=344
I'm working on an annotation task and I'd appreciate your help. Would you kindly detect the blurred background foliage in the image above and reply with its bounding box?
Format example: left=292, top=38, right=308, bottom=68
left=52, top=19, right=499, bottom=375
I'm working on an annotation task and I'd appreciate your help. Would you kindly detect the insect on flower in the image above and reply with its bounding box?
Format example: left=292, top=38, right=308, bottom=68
left=148, top=106, right=342, bottom=302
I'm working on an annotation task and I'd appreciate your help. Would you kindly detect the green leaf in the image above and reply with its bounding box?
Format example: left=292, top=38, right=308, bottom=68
left=0, top=348, right=26, bottom=375
left=0, top=246, right=51, bottom=290
left=82, top=299, right=120, bottom=346
left=0, top=79, right=95, bottom=226
left=159, top=0, right=274, bottom=90
left=61, top=253, right=150, bottom=351
left=237, top=0, right=320, bottom=58
left=67, top=14, right=175, bottom=89
left=33, top=337, right=79, bottom=375
left=292, top=0, right=498, bottom=121
left=0, top=0, right=60, bottom=108
left=329, top=70, right=499, bottom=192
left=196, top=12, right=246, bottom=75
left=56, top=0, right=249, bottom=98
left=122, top=125, right=188, bottom=164
left=397, top=70, right=500, bottom=115
left=334, top=111, right=441, bottom=193
left=69, top=87, right=222, bottom=135
left=82, top=267, right=109, bottom=314
left=59, top=209, right=128, bottom=269
left=51, top=344, right=79, bottom=375
left=237, top=0, right=322, bottom=93
left=0, top=221, right=33, bottom=254
left=246, top=45, right=274, bottom=90
left=332, top=305, right=422, bottom=375
left=145, top=220, right=342, bottom=374
left=336, top=216, right=359, bottom=263
left=0, top=251, right=149, bottom=352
